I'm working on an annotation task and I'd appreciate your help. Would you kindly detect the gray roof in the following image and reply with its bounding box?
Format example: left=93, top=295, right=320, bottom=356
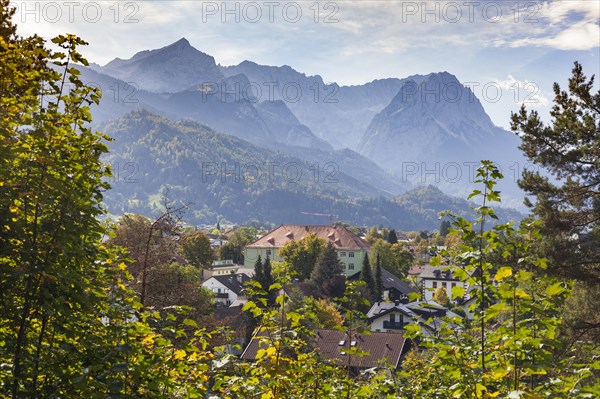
left=381, top=269, right=416, bottom=295
left=211, top=274, right=250, bottom=295
left=367, top=300, right=461, bottom=335
left=418, top=266, right=460, bottom=281
left=349, top=269, right=416, bottom=296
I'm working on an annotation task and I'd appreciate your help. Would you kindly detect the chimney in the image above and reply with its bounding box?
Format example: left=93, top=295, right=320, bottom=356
left=237, top=274, right=242, bottom=284
left=394, top=300, right=400, bottom=306
left=400, top=294, right=409, bottom=304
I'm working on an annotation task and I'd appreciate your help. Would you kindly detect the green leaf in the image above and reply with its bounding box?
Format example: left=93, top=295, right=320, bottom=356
left=451, top=285, right=466, bottom=299
left=183, top=318, right=198, bottom=328
left=546, top=282, right=565, bottom=297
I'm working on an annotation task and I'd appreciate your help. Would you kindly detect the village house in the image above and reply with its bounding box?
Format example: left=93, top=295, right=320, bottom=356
left=416, top=265, right=474, bottom=302
left=366, top=300, right=461, bottom=336
left=395, top=231, right=412, bottom=243
left=202, top=259, right=255, bottom=280
left=244, top=224, right=370, bottom=276
left=349, top=268, right=416, bottom=301
left=202, top=259, right=240, bottom=280
left=241, top=328, right=410, bottom=372
left=201, top=273, right=250, bottom=307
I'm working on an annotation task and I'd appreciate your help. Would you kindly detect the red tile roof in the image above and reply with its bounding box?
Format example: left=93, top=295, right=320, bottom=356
left=247, top=225, right=370, bottom=251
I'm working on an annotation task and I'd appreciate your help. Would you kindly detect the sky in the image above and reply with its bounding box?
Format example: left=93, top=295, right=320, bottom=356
left=12, top=0, right=600, bottom=129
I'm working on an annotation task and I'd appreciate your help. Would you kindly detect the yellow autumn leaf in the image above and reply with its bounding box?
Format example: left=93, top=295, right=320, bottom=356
left=491, top=370, right=509, bottom=379
left=495, top=267, right=513, bottom=281
left=174, top=349, right=186, bottom=360
left=141, top=334, right=155, bottom=345
left=515, top=288, right=531, bottom=299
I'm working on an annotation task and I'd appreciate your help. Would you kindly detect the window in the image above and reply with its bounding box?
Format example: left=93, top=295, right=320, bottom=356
left=433, top=282, right=438, bottom=289
left=266, top=249, right=272, bottom=256
left=390, top=314, right=396, bottom=322
left=339, top=252, right=346, bottom=257
left=348, top=252, right=354, bottom=258
left=348, top=263, right=354, bottom=270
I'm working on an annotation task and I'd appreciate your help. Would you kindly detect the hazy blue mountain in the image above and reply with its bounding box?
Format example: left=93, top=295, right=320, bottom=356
left=272, top=145, right=408, bottom=196
left=222, top=61, right=405, bottom=149
left=101, top=111, right=520, bottom=229
left=79, top=65, right=331, bottom=151
left=101, top=110, right=380, bottom=223
left=97, top=38, right=223, bottom=93
left=77, top=67, right=399, bottom=196
left=358, top=72, right=527, bottom=206
left=255, top=100, right=332, bottom=149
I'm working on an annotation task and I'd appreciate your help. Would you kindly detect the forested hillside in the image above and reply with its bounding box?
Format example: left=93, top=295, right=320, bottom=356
left=102, top=110, right=521, bottom=229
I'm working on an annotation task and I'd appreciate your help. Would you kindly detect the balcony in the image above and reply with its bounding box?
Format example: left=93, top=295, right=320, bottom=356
left=383, top=321, right=404, bottom=330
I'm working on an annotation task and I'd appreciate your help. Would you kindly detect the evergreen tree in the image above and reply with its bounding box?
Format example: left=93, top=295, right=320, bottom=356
left=309, top=242, right=345, bottom=298
left=254, top=255, right=264, bottom=285
left=361, top=253, right=375, bottom=299
left=511, top=62, right=600, bottom=282
left=250, top=255, right=276, bottom=308
left=262, top=257, right=277, bottom=308
left=375, top=254, right=383, bottom=302
left=387, top=229, right=398, bottom=244
left=440, top=220, right=451, bottom=237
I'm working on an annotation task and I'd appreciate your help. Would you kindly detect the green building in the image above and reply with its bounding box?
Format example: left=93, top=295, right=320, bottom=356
left=244, top=224, right=371, bottom=276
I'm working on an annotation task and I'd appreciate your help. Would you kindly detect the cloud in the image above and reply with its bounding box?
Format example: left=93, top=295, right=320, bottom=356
left=329, top=0, right=599, bottom=53
left=503, top=1, right=600, bottom=51
left=510, top=21, right=600, bottom=51
left=494, top=75, right=550, bottom=109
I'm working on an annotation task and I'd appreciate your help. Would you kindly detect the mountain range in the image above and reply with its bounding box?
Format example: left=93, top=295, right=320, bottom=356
left=83, top=38, right=526, bottom=227
left=101, top=111, right=521, bottom=229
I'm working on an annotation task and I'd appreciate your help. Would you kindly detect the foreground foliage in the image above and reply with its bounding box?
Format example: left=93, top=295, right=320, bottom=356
left=397, top=162, right=599, bottom=398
